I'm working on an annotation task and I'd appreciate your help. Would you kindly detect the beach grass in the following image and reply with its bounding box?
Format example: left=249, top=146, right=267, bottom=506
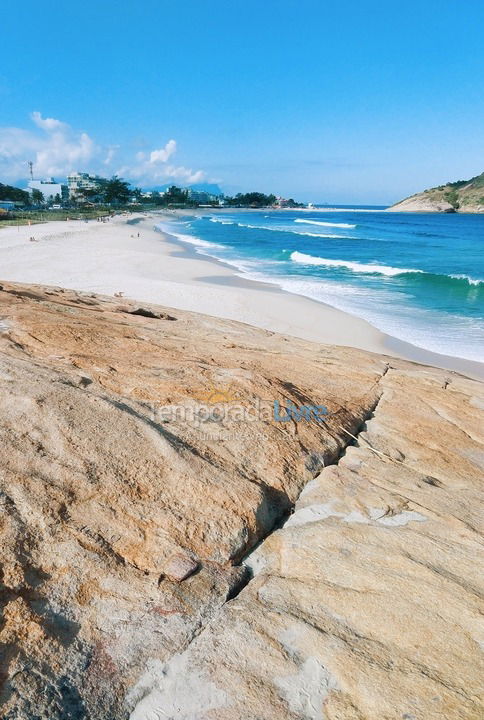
left=0, top=207, right=117, bottom=227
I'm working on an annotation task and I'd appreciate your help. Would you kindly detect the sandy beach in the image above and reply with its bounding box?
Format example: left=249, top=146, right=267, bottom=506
left=1, top=211, right=483, bottom=379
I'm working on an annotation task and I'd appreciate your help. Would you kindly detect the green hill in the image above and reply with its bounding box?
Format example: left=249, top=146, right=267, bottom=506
left=389, top=172, right=484, bottom=213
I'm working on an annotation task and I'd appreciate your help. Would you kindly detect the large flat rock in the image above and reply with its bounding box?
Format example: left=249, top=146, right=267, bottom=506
left=0, top=282, right=482, bottom=719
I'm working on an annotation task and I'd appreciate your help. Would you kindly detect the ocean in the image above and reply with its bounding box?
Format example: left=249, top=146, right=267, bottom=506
left=156, top=207, right=484, bottom=362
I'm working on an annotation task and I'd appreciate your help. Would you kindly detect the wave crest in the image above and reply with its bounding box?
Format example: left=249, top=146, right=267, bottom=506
left=207, top=217, right=355, bottom=238
left=294, top=218, right=356, bottom=229
left=290, top=251, right=418, bottom=276
left=290, top=251, right=484, bottom=287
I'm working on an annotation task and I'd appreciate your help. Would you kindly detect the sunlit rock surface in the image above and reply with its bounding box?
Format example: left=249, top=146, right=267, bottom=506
left=0, top=282, right=482, bottom=719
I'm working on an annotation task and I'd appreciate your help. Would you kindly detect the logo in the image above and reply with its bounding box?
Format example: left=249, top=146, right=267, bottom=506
left=273, top=400, right=330, bottom=423
left=151, top=385, right=333, bottom=441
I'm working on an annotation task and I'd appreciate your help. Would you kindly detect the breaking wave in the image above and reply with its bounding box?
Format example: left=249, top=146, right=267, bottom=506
left=290, top=251, right=484, bottom=288
left=294, top=218, right=356, bottom=229
left=290, top=251, right=419, bottom=276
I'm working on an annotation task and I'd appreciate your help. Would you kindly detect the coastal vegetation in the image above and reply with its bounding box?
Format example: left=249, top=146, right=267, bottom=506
left=31, top=189, right=45, bottom=205
left=223, top=191, right=304, bottom=208
left=0, top=175, right=304, bottom=224
left=74, top=176, right=131, bottom=204
left=154, top=185, right=190, bottom=205
left=0, top=206, right=116, bottom=227
left=224, top=191, right=277, bottom=207
left=443, top=189, right=460, bottom=209
left=0, top=182, right=30, bottom=204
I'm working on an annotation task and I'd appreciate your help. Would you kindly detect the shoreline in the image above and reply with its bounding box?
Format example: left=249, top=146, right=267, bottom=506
left=1, top=212, right=483, bottom=380
left=158, top=223, right=484, bottom=380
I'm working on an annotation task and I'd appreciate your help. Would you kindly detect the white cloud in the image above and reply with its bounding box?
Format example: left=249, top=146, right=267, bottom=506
left=104, top=145, right=119, bottom=165
left=150, top=139, right=176, bottom=164
left=0, top=112, right=208, bottom=187
left=164, top=165, right=206, bottom=183
left=31, top=111, right=68, bottom=132
left=0, top=112, right=97, bottom=181
left=124, top=140, right=206, bottom=184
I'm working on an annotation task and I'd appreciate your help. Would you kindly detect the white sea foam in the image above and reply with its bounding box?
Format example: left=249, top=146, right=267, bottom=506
left=155, top=220, right=483, bottom=362
left=238, top=223, right=353, bottom=239
left=156, top=223, right=225, bottom=249
left=290, top=251, right=422, bottom=276
left=170, top=231, right=225, bottom=249
left=265, top=275, right=484, bottom=362
left=450, top=273, right=484, bottom=286
left=295, top=231, right=359, bottom=238
left=285, top=207, right=387, bottom=213
left=294, top=218, right=356, bottom=229
left=207, top=217, right=354, bottom=238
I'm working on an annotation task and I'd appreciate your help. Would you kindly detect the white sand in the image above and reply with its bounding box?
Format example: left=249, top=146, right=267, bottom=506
left=1, top=213, right=483, bottom=380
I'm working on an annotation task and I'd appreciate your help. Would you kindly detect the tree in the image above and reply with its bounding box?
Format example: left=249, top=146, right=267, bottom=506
left=224, top=191, right=278, bottom=208
left=54, top=193, right=62, bottom=204
left=0, top=183, right=29, bottom=204
left=31, top=189, right=44, bottom=205
left=283, top=198, right=304, bottom=208
left=150, top=191, right=161, bottom=204
left=162, top=186, right=189, bottom=205
left=76, top=187, right=101, bottom=203
left=103, top=176, right=131, bottom=205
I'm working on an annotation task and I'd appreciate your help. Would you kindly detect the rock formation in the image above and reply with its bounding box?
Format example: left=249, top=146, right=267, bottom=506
left=388, top=172, right=484, bottom=212
left=0, top=282, right=482, bottom=719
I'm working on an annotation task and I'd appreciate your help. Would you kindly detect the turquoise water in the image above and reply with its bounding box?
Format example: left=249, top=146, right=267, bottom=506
left=157, top=208, right=484, bottom=362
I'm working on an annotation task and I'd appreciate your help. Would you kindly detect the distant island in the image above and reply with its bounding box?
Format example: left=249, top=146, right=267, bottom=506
left=388, top=172, right=484, bottom=213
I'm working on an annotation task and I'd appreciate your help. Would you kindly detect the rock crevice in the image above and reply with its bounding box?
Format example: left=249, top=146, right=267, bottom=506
left=0, top=283, right=482, bottom=720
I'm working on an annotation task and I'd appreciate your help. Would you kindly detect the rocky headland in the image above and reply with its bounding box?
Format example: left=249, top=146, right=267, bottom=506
left=388, top=172, right=484, bottom=213
left=0, top=282, right=482, bottom=719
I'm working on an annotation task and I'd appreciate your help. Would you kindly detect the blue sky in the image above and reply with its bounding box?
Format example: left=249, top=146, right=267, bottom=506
left=1, top=0, right=483, bottom=203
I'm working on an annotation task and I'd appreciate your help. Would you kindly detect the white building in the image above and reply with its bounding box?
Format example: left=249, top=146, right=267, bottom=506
left=67, top=172, right=103, bottom=198
left=187, top=188, right=221, bottom=204
left=28, top=178, right=63, bottom=203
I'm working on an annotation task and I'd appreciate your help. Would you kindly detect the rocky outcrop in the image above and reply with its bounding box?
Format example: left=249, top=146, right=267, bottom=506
left=0, top=282, right=483, bottom=719
left=388, top=172, right=484, bottom=213
left=388, top=195, right=456, bottom=213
